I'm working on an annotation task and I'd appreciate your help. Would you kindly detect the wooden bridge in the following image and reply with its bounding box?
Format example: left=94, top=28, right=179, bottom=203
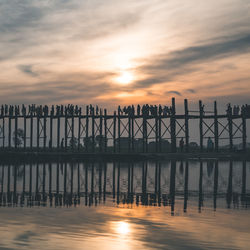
left=0, top=98, right=249, bottom=153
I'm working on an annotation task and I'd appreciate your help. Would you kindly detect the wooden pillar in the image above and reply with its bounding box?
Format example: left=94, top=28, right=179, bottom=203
left=8, top=117, right=11, bottom=148
left=113, top=111, right=116, bottom=153
left=159, top=114, right=162, bottom=153
left=99, top=110, right=103, bottom=152
left=22, top=164, right=26, bottom=193
left=104, top=109, right=107, bottom=153
left=49, top=115, right=53, bottom=149
left=128, top=114, right=131, bottom=152
left=65, top=115, right=68, bottom=149
left=118, top=109, right=121, bottom=153
left=37, top=116, right=40, bottom=149
left=184, top=161, right=189, bottom=212
left=199, top=100, right=203, bottom=152
left=2, top=118, right=5, bottom=148
left=24, top=115, right=26, bottom=149
left=91, top=111, right=95, bottom=153
left=43, top=116, right=47, bottom=149
left=57, top=116, right=60, bottom=149
left=242, top=113, right=247, bottom=152
left=228, top=106, right=233, bottom=152
left=86, top=106, right=89, bottom=152
left=71, top=116, right=74, bottom=149
left=213, top=160, right=218, bottom=211
left=171, top=97, right=176, bottom=153
left=143, top=114, right=147, bottom=153
left=14, top=114, right=18, bottom=149
left=155, top=116, right=158, bottom=153
left=77, top=114, right=81, bottom=151
left=131, top=113, right=135, bottom=152
left=30, top=114, right=33, bottom=149
left=184, top=99, right=189, bottom=152
left=214, top=101, right=219, bottom=152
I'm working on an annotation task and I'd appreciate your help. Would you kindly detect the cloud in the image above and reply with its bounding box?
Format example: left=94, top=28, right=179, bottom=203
left=18, top=65, right=38, bottom=77
left=165, top=91, right=182, bottom=96
left=133, top=34, right=250, bottom=88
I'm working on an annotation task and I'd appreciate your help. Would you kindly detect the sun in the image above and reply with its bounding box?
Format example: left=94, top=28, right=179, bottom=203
left=116, top=71, right=133, bottom=85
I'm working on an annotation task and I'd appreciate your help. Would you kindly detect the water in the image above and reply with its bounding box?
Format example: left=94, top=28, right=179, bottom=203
left=0, top=160, right=249, bottom=250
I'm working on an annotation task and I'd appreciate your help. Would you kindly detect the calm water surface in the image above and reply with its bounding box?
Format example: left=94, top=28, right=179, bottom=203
left=0, top=160, right=249, bottom=250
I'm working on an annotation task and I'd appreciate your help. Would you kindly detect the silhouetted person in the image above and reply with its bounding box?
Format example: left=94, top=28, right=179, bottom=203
left=179, top=138, right=184, bottom=152
left=61, top=138, right=64, bottom=148
left=207, top=137, right=213, bottom=152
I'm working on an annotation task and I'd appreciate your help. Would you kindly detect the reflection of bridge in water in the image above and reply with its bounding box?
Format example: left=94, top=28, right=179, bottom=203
left=0, top=160, right=249, bottom=213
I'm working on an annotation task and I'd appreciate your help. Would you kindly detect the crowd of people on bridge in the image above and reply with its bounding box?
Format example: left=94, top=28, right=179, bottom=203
left=1, top=103, right=250, bottom=117
left=118, top=104, right=174, bottom=117
left=226, top=104, right=250, bottom=116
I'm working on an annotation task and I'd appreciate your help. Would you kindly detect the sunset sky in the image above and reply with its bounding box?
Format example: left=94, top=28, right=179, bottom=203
left=0, top=0, right=250, bottom=109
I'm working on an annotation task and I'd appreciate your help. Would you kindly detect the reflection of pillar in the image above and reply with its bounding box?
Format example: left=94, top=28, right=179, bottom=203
left=184, top=161, right=189, bottom=212
left=77, top=163, right=80, bottom=195
left=128, top=164, right=131, bottom=194
left=64, top=163, right=67, bottom=194
left=103, top=163, right=107, bottom=202
left=29, top=164, right=32, bottom=196
left=91, top=163, right=94, bottom=194
left=14, top=165, right=17, bottom=196
left=71, top=163, right=73, bottom=195
left=1, top=165, right=4, bottom=193
left=36, top=164, right=39, bottom=195
left=227, top=160, right=233, bottom=208
left=85, top=164, right=88, bottom=206
left=42, top=163, right=46, bottom=196
left=170, top=160, right=176, bottom=215
left=158, top=163, right=161, bottom=205
left=241, top=160, right=246, bottom=206
left=117, top=163, right=120, bottom=204
left=155, top=163, right=158, bottom=194
left=113, top=162, right=116, bottom=199
left=213, top=161, right=218, bottom=211
left=7, top=165, right=10, bottom=194
left=131, top=164, right=134, bottom=195
left=49, top=163, right=52, bottom=194
left=56, top=162, right=59, bottom=194
left=198, top=162, right=203, bottom=212
left=98, top=163, right=102, bottom=201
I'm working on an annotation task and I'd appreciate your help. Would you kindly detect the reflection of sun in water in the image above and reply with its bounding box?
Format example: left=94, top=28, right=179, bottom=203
left=114, top=221, right=130, bottom=235
left=116, top=71, right=133, bottom=85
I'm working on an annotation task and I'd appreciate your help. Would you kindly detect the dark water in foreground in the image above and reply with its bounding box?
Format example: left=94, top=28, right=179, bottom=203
left=0, top=160, right=250, bottom=250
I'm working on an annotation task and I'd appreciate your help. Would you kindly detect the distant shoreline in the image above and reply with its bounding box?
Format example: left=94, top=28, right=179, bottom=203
left=0, top=151, right=249, bottom=163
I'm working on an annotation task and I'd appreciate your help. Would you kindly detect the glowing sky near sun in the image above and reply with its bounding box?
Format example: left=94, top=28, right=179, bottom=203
left=0, top=0, right=250, bottom=108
